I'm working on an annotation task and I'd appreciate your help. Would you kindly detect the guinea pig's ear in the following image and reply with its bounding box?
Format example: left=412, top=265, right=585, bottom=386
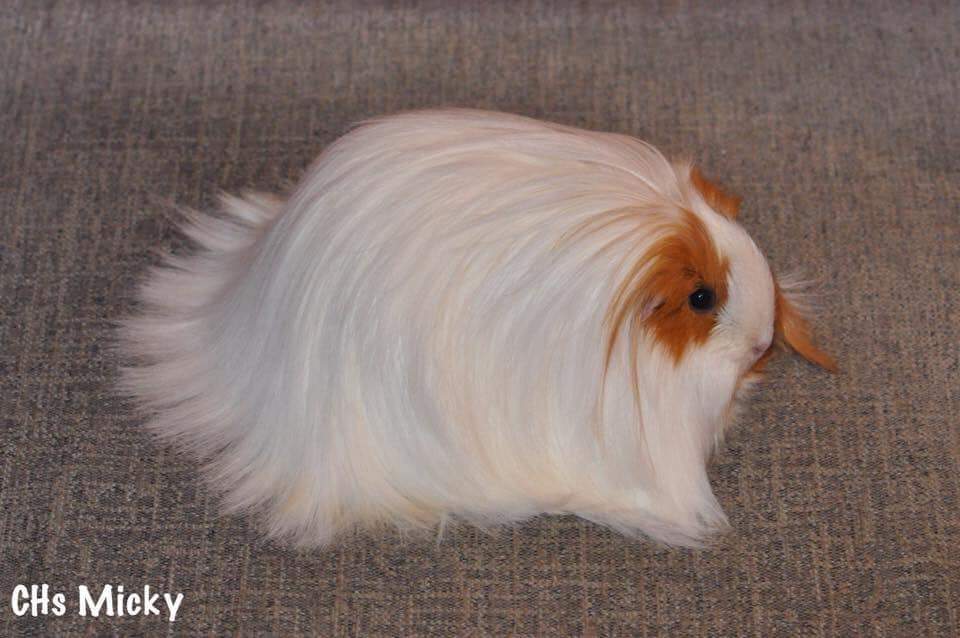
left=690, top=167, right=741, bottom=220
left=774, top=284, right=838, bottom=372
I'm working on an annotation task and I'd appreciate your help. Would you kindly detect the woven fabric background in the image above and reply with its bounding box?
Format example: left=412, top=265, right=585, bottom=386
left=1, top=1, right=957, bottom=635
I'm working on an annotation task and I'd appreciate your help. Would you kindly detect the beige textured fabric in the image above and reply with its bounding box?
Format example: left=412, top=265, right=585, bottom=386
left=1, top=1, right=957, bottom=635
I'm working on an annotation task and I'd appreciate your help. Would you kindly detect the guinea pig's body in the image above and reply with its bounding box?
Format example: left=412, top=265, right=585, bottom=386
left=120, top=109, right=833, bottom=547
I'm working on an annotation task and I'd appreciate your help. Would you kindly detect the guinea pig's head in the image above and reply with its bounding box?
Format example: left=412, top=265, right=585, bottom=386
left=604, top=166, right=835, bottom=434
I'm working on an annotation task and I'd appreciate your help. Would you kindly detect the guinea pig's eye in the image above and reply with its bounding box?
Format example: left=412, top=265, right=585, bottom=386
left=688, top=286, right=716, bottom=313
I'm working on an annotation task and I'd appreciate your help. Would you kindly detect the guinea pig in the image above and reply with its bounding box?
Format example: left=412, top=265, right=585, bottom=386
left=119, top=109, right=835, bottom=547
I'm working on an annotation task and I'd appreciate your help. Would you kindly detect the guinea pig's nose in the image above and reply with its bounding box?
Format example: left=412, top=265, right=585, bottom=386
left=752, top=341, right=771, bottom=360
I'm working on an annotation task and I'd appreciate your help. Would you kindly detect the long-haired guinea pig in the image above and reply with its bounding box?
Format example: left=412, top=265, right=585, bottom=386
left=119, top=109, right=835, bottom=547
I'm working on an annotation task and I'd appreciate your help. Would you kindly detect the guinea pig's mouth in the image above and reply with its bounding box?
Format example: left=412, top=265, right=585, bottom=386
left=726, top=347, right=774, bottom=403
left=747, top=342, right=775, bottom=374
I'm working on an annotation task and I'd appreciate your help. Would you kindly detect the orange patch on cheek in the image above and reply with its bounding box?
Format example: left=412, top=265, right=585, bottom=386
left=605, top=209, right=729, bottom=368
left=690, top=167, right=741, bottom=220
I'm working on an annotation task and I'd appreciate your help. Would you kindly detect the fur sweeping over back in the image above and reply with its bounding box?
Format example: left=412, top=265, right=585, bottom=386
left=119, top=109, right=835, bottom=547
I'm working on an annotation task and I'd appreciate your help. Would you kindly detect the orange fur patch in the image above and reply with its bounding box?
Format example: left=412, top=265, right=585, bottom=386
left=774, top=285, right=838, bottom=371
left=605, top=209, right=729, bottom=371
left=690, top=167, right=741, bottom=220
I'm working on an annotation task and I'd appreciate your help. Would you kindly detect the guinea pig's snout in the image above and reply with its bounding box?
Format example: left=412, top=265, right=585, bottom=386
left=751, top=335, right=773, bottom=362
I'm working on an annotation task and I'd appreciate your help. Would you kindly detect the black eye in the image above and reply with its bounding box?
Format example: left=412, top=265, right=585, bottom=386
left=688, top=287, right=716, bottom=313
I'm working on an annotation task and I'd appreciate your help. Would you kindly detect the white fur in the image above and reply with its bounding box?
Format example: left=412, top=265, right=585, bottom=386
left=119, top=109, right=778, bottom=547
